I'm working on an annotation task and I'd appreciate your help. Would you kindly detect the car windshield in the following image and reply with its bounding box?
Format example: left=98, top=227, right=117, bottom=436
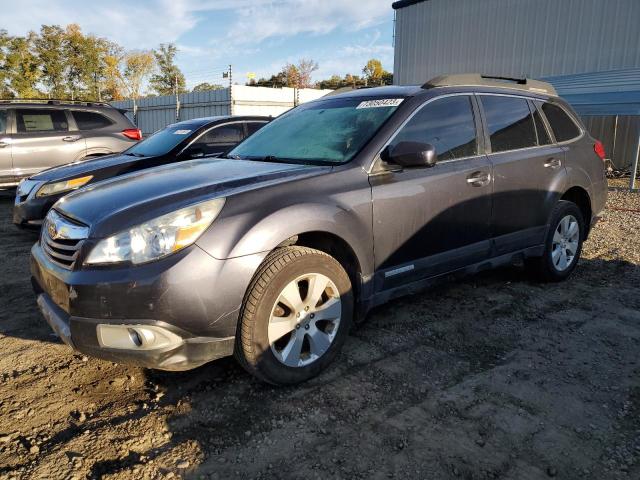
left=125, top=123, right=200, bottom=157
left=228, top=97, right=403, bottom=165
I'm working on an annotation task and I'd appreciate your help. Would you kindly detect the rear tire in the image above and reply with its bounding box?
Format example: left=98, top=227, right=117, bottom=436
left=526, top=200, right=584, bottom=282
left=234, top=246, right=353, bottom=385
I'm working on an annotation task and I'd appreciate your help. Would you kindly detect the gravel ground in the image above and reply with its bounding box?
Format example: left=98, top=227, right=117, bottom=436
left=0, top=183, right=638, bottom=480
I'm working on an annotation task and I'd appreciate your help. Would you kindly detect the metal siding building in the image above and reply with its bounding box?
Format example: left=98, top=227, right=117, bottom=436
left=392, top=0, right=640, bottom=171
left=393, top=0, right=640, bottom=85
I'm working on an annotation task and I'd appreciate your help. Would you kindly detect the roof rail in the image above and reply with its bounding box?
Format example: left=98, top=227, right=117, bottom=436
left=422, top=73, right=557, bottom=96
left=0, top=98, right=114, bottom=107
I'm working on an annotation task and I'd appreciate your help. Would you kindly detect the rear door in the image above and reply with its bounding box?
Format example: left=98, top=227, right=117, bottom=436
left=0, top=109, right=13, bottom=186
left=370, top=94, right=493, bottom=289
left=11, top=108, right=87, bottom=179
left=478, top=94, right=566, bottom=255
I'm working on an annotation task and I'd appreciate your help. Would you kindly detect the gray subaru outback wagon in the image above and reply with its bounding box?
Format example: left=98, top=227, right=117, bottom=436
left=31, top=74, right=607, bottom=385
left=0, top=99, right=140, bottom=188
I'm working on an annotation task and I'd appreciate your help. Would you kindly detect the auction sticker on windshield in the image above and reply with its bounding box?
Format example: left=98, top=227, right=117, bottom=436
left=173, top=129, right=192, bottom=135
left=356, top=99, right=403, bottom=109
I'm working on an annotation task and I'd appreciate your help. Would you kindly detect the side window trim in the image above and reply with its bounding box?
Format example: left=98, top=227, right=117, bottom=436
left=531, top=100, right=557, bottom=144
left=369, top=93, right=481, bottom=173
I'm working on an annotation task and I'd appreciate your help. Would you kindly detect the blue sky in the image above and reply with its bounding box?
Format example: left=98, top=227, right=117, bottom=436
left=2, top=0, right=395, bottom=89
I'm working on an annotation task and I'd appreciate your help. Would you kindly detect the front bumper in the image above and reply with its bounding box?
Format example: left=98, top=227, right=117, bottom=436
left=35, top=292, right=234, bottom=370
left=31, top=241, right=268, bottom=370
left=13, top=192, right=60, bottom=228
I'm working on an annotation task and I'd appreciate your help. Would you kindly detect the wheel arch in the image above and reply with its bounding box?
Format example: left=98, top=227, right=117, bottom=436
left=560, top=186, right=592, bottom=236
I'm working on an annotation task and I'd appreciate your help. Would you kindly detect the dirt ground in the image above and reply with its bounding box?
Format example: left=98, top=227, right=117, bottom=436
left=0, top=182, right=638, bottom=480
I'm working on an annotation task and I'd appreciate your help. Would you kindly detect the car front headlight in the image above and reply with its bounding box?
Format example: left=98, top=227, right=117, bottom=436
left=36, top=175, right=93, bottom=197
left=84, top=197, right=225, bottom=265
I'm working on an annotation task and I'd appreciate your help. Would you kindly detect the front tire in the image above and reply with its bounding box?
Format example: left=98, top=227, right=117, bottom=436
left=235, top=246, right=353, bottom=385
left=526, top=200, right=584, bottom=282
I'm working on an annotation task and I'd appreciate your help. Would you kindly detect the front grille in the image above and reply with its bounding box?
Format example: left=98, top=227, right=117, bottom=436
left=41, top=211, right=88, bottom=269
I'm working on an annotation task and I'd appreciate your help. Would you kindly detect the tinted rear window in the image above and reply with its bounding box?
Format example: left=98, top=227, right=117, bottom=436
left=0, top=110, right=6, bottom=134
left=540, top=102, right=581, bottom=142
left=246, top=121, right=267, bottom=136
left=481, top=96, right=537, bottom=153
left=16, top=109, right=68, bottom=133
left=72, top=111, right=113, bottom=130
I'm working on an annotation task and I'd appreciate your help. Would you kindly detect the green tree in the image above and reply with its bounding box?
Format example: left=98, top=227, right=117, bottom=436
left=0, top=30, right=11, bottom=97
left=192, top=82, right=224, bottom=92
left=34, top=25, right=67, bottom=98
left=122, top=51, right=156, bottom=101
left=362, top=58, right=384, bottom=85
left=6, top=32, right=41, bottom=98
left=149, top=44, right=186, bottom=96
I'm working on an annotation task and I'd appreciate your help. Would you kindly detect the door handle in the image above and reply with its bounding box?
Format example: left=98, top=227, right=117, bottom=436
left=544, top=157, right=562, bottom=169
left=62, top=136, right=81, bottom=142
left=466, top=171, right=491, bottom=187
left=0, top=142, right=8, bottom=148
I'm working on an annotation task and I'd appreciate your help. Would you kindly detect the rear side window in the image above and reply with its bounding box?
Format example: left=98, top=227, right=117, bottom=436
left=72, top=111, right=113, bottom=130
left=531, top=104, right=552, bottom=145
left=0, top=110, right=6, bottom=134
left=246, top=121, right=267, bottom=137
left=481, top=96, right=537, bottom=153
left=16, top=109, right=68, bottom=133
left=390, top=95, right=478, bottom=161
left=540, top=102, right=581, bottom=142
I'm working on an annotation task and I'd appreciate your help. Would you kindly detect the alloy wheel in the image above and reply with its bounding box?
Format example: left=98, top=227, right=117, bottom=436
left=551, top=214, right=580, bottom=271
left=268, top=273, right=341, bottom=367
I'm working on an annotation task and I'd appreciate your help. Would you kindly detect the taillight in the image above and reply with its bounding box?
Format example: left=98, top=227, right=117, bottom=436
left=594, top=140, right=606, bottom=161
left=122, top=128, right=142, bottom=141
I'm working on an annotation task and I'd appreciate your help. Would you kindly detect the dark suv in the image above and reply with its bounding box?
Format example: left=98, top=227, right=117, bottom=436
left=0, top=99, right=140, bottom=188
left=30, top=74, right=607, bottom=385
left=13, top=115, right=268, bottom=227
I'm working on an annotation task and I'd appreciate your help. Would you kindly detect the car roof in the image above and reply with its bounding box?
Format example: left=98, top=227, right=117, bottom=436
left=322, top=85, right=423, bottom=100
left=169, top=115, right=271, bottom=129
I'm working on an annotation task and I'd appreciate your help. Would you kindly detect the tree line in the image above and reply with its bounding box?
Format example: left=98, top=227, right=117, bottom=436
left=0, top=23, right=392, bottom=102
left=0, top=25, right=193, bottom=101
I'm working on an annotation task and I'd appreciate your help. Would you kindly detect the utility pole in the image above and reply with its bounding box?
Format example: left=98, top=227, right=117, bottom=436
left=228, top=65, right=233, bottom=115
left=175, top=73, right=180, bottom=121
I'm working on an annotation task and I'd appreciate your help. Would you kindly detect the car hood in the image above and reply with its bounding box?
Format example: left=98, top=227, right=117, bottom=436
left=55, top=158, right=330, bottom=237
left=31, top=153, right=152, bottom=182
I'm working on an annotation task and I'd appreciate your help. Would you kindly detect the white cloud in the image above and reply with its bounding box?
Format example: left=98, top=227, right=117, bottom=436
left=1, top=0, right=198, bottom=49
left=227, top=0, right=391, bottom=44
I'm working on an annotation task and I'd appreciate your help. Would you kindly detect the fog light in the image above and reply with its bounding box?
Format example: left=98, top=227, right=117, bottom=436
left=97, top=324, right=183, bottom=350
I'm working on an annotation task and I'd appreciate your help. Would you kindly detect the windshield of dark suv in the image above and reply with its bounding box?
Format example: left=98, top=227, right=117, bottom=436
left=228, top=97, right=403, bottom=165
left=125, top=123, right=201, bottom=157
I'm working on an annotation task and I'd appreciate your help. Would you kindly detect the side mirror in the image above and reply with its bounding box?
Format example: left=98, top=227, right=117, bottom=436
left=382, top=141, right=437, bottom=168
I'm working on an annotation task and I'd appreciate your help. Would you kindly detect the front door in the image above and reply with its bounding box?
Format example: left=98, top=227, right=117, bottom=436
left=11, top=108, right=87, bottom=180
left=0, top=109, right=13, bottom=186
left=370, top=94, right=493, bottom=291
left=478, top=94, right=567, bottom=255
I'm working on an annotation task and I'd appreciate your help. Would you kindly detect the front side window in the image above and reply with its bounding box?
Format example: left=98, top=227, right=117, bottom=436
left=190, top=124, right=244, bottom=155
left=246, top=121, right=267, bottom=136
left=125, top=123, right=201, bottom=157
left=0, top=110, right=6, bottom=134
left=72, top=111, right=113, bottom=130
left=229, top=97, right=402, bottom=164
left=390, top=95, right=478, bottom=161
left=16, top=109, right=68, bottom=133
left=481, top=96, right=537, bottom=153
left=540, top=102, right=581, bottom=142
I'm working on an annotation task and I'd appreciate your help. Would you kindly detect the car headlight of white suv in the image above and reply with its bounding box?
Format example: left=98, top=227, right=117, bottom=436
left=85, top=197, right=226, bottom=265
